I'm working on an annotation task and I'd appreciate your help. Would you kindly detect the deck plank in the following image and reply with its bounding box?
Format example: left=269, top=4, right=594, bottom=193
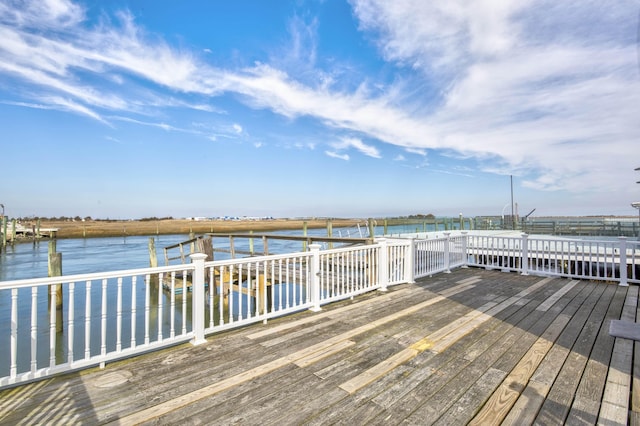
left=565, top=283, right=628, bottom=425
left=598, top=285, right=638, bottom=425
left=503, top=282, right=612, bottom=425
left=427, top=279, right=594, bottom=426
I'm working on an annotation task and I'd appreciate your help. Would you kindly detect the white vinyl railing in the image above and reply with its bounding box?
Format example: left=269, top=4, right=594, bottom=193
left=467, top=234, right=640, bottom=285
left=413, top=233, right=468, bottom=279
left=0, top=263, right=198, bottom=388
left=1, top=233, right=638, bottom=388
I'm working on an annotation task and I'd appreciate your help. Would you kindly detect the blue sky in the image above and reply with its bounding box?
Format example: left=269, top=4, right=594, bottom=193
left=1, top=0, right=639, bottom=220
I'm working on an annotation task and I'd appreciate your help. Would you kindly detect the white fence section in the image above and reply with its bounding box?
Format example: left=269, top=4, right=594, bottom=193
left=0, top=264, right=198, bottom=389
left=413, top=233, right=468, bottom=279
left=1, top=233, right=639, bottom=389
left=467, top=234, right=640, bottom=285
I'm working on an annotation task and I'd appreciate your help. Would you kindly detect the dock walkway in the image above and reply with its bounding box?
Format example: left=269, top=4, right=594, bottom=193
left=1, top=268, right=638, bottom=425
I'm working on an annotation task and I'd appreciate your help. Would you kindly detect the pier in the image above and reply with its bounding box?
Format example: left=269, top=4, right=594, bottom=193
left=0, top=220, right=58, bottom=244
left=1, top=268, right=639, bottom=424
left=1, top=231, right=640, bottom=424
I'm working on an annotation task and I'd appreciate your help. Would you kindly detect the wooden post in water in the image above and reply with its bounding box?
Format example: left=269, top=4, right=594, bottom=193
left=302, top=221, right=308, bottom=251
left=249, top=230, right=254, bottom=255
left=368, top=218, right=374, bottom=239
left=36, top=219, right=41, bottom=238
left=327, top=219, right=333, bottom=249
left=1, top=215, right=6, bottom=247
left=11, top=219, right=16, bottom=243
left=229, top=236, right=236, bottom=258
left=148, top=237, right=158, bottom=267
left=48, top=240, right=63, bottom=332
left=148, top=238, right=159, bottom=289
left=384, top=219, right=388, bottom=235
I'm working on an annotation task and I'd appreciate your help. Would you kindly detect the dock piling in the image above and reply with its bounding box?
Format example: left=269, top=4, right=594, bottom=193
left=1, top=216, right=6, bottom=247
left=48, top=240, right=63, bottom=332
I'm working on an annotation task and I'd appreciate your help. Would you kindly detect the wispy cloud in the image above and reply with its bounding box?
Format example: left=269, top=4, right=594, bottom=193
left=349, top=0, right=640, bottom=192
left=330, top=136, right=381, bottom=159
left=325, top=151, right=350, bottom=161
left=1, top=0, right=637, bottom=200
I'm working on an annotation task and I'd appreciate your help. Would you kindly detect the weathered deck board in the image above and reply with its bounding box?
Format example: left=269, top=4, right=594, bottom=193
left=0, top=268, right=635, bottom=425
left=501, top=282, right=611, bottom=425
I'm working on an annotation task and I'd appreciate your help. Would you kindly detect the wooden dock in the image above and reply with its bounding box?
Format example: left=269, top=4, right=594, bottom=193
left=1, top=268, right=639, bottom=425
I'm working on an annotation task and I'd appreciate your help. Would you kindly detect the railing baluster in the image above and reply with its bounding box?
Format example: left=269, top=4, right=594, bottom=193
left=157, top=274, right=164, bottom=342
left=67, top=283, right=75, bottom=365
left=30, top=287, right=37, bottom=374
left=116, top=278, right=122, bottom=352
left=228, top=265, right=234, bottom=324
left=101, top=279, right=108, bottom=360
left=11, top=288, right=18, bottom=378
left=208, top=266, right=214, bottom=329
left=181, top=269, right=187, bottom=335
left=237, top=264, right=243, bottom=321
left=170, top=273, right=176, bottom=338
left=132, top=276, right=138, bottom=349
left=218, top=266, right=225, bottom=326
left=49, top=284, right=56, bottom=368
left=285, top=258, right=290, bottom=309
left=85, top=280, right=92, bottom=359
left=289, top=257, right=295, bottom=306
left=144, top=275, right=150, bottom=346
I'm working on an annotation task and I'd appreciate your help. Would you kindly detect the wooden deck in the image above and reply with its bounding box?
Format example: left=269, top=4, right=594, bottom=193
left=1, top=268, right=639, bottom=425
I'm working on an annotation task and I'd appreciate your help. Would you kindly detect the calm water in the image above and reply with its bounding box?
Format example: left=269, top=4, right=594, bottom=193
left=0, top=234, right=188, bottom=282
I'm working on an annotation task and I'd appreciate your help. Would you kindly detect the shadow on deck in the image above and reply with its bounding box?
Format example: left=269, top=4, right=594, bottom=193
left=0, top=268, right=637, bottom=425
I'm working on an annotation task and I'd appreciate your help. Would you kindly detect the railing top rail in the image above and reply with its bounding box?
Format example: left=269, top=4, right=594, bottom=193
left=205, top=232, right=373, bottom=245
left=0, top=263, right=193, bottom=290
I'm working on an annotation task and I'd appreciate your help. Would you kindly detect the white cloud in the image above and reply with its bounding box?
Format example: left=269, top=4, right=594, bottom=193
left=325, top=151, right=350, bottom=161
left=405, top=147, right=426, bottom=156
left=1, top=0, right=638, bottom=202
left=350, top=0, right=527, bottom=76
left=348, top=0, right=640, bottom=193
left=330, top=136, right=381, bottom=159
left=0, top=0, right=85, bottom=29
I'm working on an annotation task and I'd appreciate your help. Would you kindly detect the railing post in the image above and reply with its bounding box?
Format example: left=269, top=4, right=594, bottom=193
left=444, top=232, right=451, bottom=273
left=619, top=237, right=628, bottom=287
left=309, top=244, right=322, bottom=312
left=405, top=238, right=416, bottom=284
left=378, top=238, right=388, bottom=292
left=461, top=232, right=468, bottom=268
left=521, top=233, right=529, bottom=276
left=190, top=253, right=208, bottom=345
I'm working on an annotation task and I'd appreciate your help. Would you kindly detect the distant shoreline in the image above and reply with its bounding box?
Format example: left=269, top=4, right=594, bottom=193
left=17, top=218, right=364, bottom=239
left=3, top=215, right=638, bottom=241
